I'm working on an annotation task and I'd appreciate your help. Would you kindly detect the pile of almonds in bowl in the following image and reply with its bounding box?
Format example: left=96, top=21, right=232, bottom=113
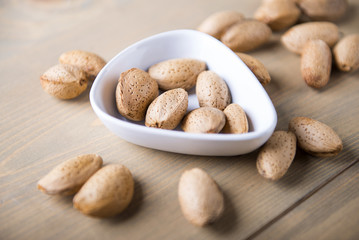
left=115, top=58, right=249, bottom=134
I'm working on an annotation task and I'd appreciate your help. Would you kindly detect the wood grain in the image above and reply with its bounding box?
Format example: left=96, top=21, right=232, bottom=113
left=253, top=160, right=359, bottom=240
left=1, top=0, right=359, bottom=239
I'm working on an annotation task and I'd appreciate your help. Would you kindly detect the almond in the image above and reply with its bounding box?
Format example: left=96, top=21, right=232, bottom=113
left=59, top=50, right=106, bottom=80
left=116, top=68, right=159, bottom=121
left=301, top=39, right=332, bottom=88
left=148, top=58, right=206, bottom=91
left=333, top=34, right=359, bottom=72
left=256, top=131, right=297, bottom=180
left=197, top=10, right=244, bottom=39
left=40, top=64, right=88, bottom=99
left=281, top=22, right=339, bottom=54
left=37, top=154, right=103, bottom=195
left=178, top=168, right=224, bottom=226
left=221, top=20, right=272, bottom=52
left=222, top=103, right=248, bottom=134
left=235, top=52, right=271, bottom=85
left=289, top=117, right=343, bottom=157
left=145, top=88, right=188, bottom=130
left=73, top=164, right=134, bottom=218
left=181, top=107, right=226, bottom=133
left=254, top=0, right=300, bottom=31
left=196, top=70, right=231, bottom=111
left=297, top=0, right=348, bottom=21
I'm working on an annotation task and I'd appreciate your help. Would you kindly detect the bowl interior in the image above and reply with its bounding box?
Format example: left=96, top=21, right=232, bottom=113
left=91, top=29, right=276, bottom=139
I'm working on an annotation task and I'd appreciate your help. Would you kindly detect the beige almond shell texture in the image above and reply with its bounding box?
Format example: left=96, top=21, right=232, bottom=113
left=178, top=168, right=224, bottom=226
left=301, top=39, right=332, bottom=88
left=181, top=107, right=226, bottom=134
left=221, top=20, right=272, bottom=52
left=236, top=52, right=271, bottom=86
left=37, top=154, right=103, bottom=195
left=73, top=164, right=134, bottom=218
left=222, top=103, right=249, bottom=134
left=40, top=64, right=88, bottom=99
left=256, top=131, right=297, bottom=181
left=59, top=50, right=106, bottom=80
left=333, top=34, right=359, bottom=72
left=148, top=58, right=206, bottom=91
left=289, top=117, right=343, bottom=157
left=145, top=88, right=188, bottom=130
left=116, top=68, right=159, bottom=121
left=281, top=21, right=339, bottom=54
left=254, top=0, right=300, bottom=31
left=196, top=70, right=231, bottom=111
left=197, top=10, right=244, bottom=39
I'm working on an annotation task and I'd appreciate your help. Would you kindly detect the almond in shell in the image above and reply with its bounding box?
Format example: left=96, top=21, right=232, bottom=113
left=40, top=64, right=88, bottom=99
left=73, top=164, right=134, bottom=218
left=221, top=20, right=272, bottom=52
left=254, top=0, right=301, bottom=31
left=178, top=168, right=224, bottom=226
left=301, top=39, right=332, bottom=88
left=59, top=50, right=106, bottom=80
left=37, top=154, right=103, bottom=195
left=116, top=68, right=159, bottom=121
left=181, top=107, right=226, bottom=134
left=289, top=117, right=343, bottom=157
left=236, top=52, right=271, bottom=86
left=145, top=88, right=188, bottom=130
left=197, top=10, right=244, bottom=39
left=297, top=0, right=348, bottom=21
left=333, top=34, right=359, bottom=72
left=222, top=103, right=248, bottom=134
left=196, top=70, right=231, bottom=111
left=281, top=21, right=339, bottom=54
left=148, top=58, right=206, bottom=91
left=256, top=131, right=297, bottom=180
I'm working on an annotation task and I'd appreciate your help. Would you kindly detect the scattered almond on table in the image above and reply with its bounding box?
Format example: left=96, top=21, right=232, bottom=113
left=37, top=154, right=103, bottom=195
left=333, top=34, right=359, bottom=72
left=301, top=39, right=332, bottom=88
left=38, top=154, right=134, bottom=218
left=289, top=117, right=343, bottom=157
left=254, top=0, right=301, bottom=31
left=59, top=50, right=106, bottom=81
left=257, top=131, right=297, bottom=181
left=40, top=50, right=106, bottom=99
left=178, top=168, right=224, bottom=226
left=73, top=164, right=134, bottom=218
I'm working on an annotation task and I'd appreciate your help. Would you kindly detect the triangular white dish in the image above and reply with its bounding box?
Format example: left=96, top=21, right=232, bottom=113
left=90, top=29, right=277, bottom=156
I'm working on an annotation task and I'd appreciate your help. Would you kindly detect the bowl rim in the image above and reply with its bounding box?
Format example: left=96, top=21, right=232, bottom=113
left=90, top=29, right=277, bottom=143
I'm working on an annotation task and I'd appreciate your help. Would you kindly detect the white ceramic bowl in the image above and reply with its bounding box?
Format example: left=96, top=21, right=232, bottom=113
left=90, top=29, right=277, bottom=156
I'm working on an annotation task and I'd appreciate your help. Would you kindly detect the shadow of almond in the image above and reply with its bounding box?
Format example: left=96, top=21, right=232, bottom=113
left=276, top=148, right=312, bottom=187
left=208, top=189, right=238, bottom=235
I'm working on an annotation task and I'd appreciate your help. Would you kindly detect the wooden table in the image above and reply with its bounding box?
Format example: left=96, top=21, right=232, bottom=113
left=1, top=0, right=359, bottom=239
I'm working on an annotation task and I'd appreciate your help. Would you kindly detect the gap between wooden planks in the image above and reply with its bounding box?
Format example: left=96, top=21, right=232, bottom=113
left=246, top=157, right=359, bottom=240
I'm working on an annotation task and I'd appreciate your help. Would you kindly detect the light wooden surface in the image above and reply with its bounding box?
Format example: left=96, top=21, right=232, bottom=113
left=1, top=0, right=359, bottom=239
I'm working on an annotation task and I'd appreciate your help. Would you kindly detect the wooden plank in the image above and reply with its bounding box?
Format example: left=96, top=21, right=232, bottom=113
left=253, top=161, right=359, bottom=240
left=1, top=0, right=359, bottom=239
